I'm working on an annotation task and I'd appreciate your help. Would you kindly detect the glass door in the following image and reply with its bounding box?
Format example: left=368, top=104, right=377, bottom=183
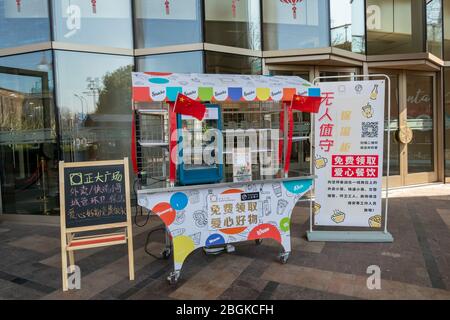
left=375, top=71, right=437, bottom=187
left=0, top=65, right=59, bottom=215
left=404, top=72, right=437, bottom=185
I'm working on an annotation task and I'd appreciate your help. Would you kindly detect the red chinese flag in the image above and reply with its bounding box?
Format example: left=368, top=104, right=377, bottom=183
left=291, top=94, right=322, bottom=113
left=173, top=93, right=206, bottom=121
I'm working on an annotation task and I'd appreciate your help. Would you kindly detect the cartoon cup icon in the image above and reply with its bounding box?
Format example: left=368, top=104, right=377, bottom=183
left=315, top=156, right=328, bottom=169
left=362, top=103, right=374, bottom=119
left=277, top=199, right=288, bottom=215
left=313, top=203, right=321, bottom=215
left=272, top=183, right=282, bottom=198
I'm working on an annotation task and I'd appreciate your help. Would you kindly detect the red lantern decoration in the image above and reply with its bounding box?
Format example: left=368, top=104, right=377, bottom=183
left=280, top=0, right=302, bottom=19
left=232, top=0, right=239, bottom=18
left=165, top=0, right=170, bottom=15
left=91, top=0, right=97, bottom=14
left=16, top=0, right=21, bottom=12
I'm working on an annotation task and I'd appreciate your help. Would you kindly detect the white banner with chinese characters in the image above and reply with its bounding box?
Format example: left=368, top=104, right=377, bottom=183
left=314, top=80, right=385, bottom=227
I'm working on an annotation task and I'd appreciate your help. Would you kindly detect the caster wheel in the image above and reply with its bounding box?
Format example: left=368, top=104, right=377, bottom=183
left=255, top=239, right=263, bottom=245
left=279, top=253, right=289, bottom=264
left=161, top=248, right=171, bottom=259
left=167, top=272, right=179, bottom=285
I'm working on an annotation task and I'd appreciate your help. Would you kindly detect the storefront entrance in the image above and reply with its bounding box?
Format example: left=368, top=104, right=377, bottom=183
left=374, top=70, right=438, bottom=187
left=0, top=66, right=59, bottom=215
left=268, top=65, right=439, bottom=187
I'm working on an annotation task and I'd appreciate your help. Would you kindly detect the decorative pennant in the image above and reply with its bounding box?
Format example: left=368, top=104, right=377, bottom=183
left=280, top=0, right=302, bottom=19
left=165, top=0, right=170, bottom=15
left=232, top=0, right=239, bottom=18
left=91, top=0, right=97, bottom=14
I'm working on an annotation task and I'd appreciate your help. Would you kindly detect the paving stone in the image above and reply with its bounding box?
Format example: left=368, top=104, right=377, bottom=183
left=2, top=184, right=450, bottom=299
left=8, top=235, right=60, bottom=254
left=169, top=254, right=253, bottom=300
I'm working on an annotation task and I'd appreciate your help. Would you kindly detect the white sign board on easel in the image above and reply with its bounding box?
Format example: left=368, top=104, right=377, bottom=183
left=307, top=76, right=393, bottom=243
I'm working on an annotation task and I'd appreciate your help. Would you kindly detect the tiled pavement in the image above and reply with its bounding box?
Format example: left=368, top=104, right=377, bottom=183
left=1, top=185, right=450, bottom=300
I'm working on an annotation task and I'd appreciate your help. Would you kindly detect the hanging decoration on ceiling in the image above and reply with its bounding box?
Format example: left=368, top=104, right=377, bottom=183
left=91, top=0, right=97, bottom=14
left=165, top=0, right=170, bottom=15
left=16, top=0, right=21, bottom=12
left=280, top=0, right=302, bottom=19
left=232, top=0, right=239, bottom=18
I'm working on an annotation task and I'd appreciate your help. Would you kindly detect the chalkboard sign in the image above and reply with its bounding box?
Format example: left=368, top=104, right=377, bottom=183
left=62, top=162, right=128, bottom=229
left=59, top=158, right=135, bottom=291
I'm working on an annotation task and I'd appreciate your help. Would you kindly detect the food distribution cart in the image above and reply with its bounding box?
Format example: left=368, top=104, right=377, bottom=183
left=131, top=72, right=317, bottom=283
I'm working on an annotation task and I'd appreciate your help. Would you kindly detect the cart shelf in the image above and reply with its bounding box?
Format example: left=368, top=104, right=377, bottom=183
left=139, top=140, right=169, bottom=147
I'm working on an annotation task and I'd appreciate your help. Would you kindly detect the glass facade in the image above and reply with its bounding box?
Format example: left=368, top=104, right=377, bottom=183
left=384, top=74, right=400, bottom=176
left=406, top=74, right=435, bottom=173
left=330, top=0, right=365, bottom=54
left=1, top=0, right=450, bottom=215
left=366, top=0, right=425, bottom=55
left=204, top=0, right=261, bottom=50
left=137, top=51, right=204, bottom=73
left=426, top=0, right=443, bottom=59
left=54, top=51, right=134, bottom=164
left=52, top=0, right=133, bottom=48
left=0, top=50, right=58, bottom=214
left=445, top=0, right=450, bottom=60
left=205, top=52, right=262, bottom=74
left=0, top=0, right=50, bottom=49
left=445, top=68, right=450, bottom=176
left=134, top=0, right=202, bottom=48
left=262, top=0, right=330, bottom=51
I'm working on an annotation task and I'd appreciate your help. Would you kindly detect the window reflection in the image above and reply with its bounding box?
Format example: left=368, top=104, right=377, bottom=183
left=205, top=52, right=262, bottom=75
left=268, top=70, right=311, bottom=176
left=366, top=0, right=425, bottom=55
left=445, top=69, right=450, bottom=176
left=262, top=0, right=329, bottom=50
left=383, top=74, right=400, bottom=176
left=330, top=0, right=365, bottom=54
left=137, top=51, right=203, bottom=73
left=134, top=0, right=202, bottom=48
left=54, top=51, right=133, bottom=164
left=443, top=0, right=450, bottom=60
left=0, top=51, right=58, bottom=214
left=205, top=0, right=261, bottom=50
left=0, top=0, right=50, bottom=49
left=427, top=0, right=443, bottom=58
left=52, top=0, right=133, bottom=48
left=407, top=75, right=434, bottom=174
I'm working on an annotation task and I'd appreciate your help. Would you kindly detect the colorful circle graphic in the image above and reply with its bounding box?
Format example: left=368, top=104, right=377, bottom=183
left=280, top=217, right=290, bottom=232
left=148, top=78, right=169, bottom=84
left=248, top=223, right=282, bottom=243
left=205, top=234, right=225, bottom=247
left=151, top=202, right=176, bottom=226
left=170, top=192, right=188, bottom=210
left=173, top=235, right=195, bottom=264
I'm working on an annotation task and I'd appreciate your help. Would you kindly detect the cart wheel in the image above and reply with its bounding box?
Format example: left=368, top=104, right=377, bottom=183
left=161, top=248, right=171, bottom=259
left=167, top=271, right=180, bottom=285
left=279, top=253, right=289, bottom=264
left=255, top=239, right=263, bottom=245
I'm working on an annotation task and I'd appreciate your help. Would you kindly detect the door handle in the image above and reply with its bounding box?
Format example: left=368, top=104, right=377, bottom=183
left=395, top=126, right=413, bottom=145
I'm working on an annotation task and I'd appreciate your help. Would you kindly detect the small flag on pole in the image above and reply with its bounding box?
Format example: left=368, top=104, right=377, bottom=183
left=290, top=88, right=322, bottom=113
left=173, top=93, right=206, bottom=121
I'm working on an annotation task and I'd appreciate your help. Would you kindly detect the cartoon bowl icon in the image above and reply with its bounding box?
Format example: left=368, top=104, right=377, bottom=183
left=331, top=210, right=345, bottom=224
left=368, top=215, right=382, bottom=228
left=313, top=203, right=321, bottom=215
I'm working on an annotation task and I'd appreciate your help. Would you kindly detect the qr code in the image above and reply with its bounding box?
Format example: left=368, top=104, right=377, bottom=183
left=362, top=122, right=378, bottom=138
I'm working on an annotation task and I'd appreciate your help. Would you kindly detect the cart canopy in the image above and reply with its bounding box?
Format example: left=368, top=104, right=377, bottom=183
left=132, top=72, right=314, bottom=103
